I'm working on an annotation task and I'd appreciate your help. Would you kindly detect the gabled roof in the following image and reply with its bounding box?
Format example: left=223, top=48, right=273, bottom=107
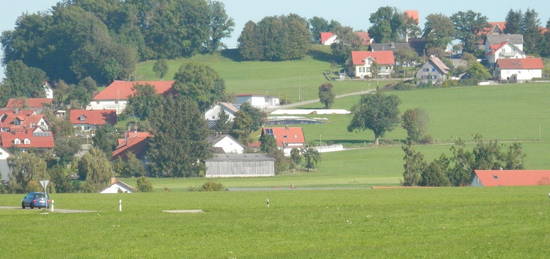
left=112, top=131, right=152, bottom=159
left=5, top=98, right=52, bottom=109
left=404, top=10, right=419, bottom=24
left=486, top=34, right=523, bottom=46
left=320, top=32, right=336, bottom=44
left=0, top=130, right=54, bottom=149
left=480, top=22, right=506, bottom=35
left=219, top=102, right=239, bottom=114
left=474, top=170, right=550, bottom=187
left=354, top=32, right=371, bottom=46
left=0, top=110, right=46, bottom=130
left=262, top=127, right=305, bottom=147
left=93, top=80, right=175, bottom=101
left=497, top=57, right=544, bottom=70
left=428, top=56, right=450, bottom=75
left=69, top=110, right=117, bottom=126
left=351, top=51, right=395, bottom=66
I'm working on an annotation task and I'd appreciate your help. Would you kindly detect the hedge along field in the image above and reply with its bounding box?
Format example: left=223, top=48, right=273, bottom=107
left=1, top=187, right=550, bottom=258
left=135, top=48, right=387, bottom=103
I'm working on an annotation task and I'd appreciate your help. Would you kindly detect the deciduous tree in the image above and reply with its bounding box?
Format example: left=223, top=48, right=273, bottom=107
left=173, top=63, right=226, bottom=112
left=318, top=83, right=335, bottom=109
left=423, top=14, right=455, bottom=51
left=78, top=147, right=113, bottom=192
left=450, top=11, right=490, bottom=54
left=7, top=152, right=48, bottom=193
left=401, top=108, right=430, bottom=143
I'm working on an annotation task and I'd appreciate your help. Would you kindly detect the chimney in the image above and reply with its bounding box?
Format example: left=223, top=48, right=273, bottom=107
left=110, top=177, right=118, bottom=185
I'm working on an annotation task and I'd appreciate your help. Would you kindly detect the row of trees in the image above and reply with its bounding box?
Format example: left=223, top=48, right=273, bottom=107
left=403, top=136, right=525, bottom=187
left=1, top=0, right=234, bottom=85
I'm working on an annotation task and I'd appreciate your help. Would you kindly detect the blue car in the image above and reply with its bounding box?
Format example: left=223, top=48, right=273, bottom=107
left=21, top=192, right=49, bottom=209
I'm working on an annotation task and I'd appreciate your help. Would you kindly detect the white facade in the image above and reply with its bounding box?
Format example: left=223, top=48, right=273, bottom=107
left=0, top=147, right=10, bottom=182
left=487, top=43, right=525, bottom=64
left=235, top=95, right=280, bottom=110
left=496, top=69, right=542, bottom=81
left=86, top=100, right=128, bottom=115
left=322, top=35, right=339, bottom=46
left=100, top=182, right=134, bottom=194
left=354, top=58, right=394, bottom=78
left=204, top=104, right=237, bottom=122
left=212, top=135, right=245, bottom=154
left=43, top=84, right=54, bottom=99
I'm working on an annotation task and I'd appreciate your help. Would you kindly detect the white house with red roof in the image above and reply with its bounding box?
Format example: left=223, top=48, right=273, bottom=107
left=486, top=42, right=526, bottom=64
left=0, top=130, right=54, bottom=149
left=320, top=32, right=372, bottom=46
left=472, top=170, right=550, bottom=187
left=350, top=50, right=395, bottom=78
left=235, top=95, right=280, bottom=110
left=495, top=57, right=544, bottom=81
left=262, top=127, right=305, bottom=156
left=87, top=80, right=175, bottom=114
left=70, top=110, right=117, bottom=136
left=0, top=110, right=49, bottom=133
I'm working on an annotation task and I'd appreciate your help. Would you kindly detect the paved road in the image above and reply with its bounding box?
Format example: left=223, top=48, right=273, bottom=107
left=0, top=206, right=96, bottom=213
left=274, top=89, right=377, bottom=110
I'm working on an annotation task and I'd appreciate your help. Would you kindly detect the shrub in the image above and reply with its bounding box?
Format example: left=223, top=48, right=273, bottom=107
left=393, top=81, right=416, bottom=91
left=189, top=182, right=227, bottom=192
left=136, top=177, right=153, bottom=192
left=441, top=80, right=460, bottom=87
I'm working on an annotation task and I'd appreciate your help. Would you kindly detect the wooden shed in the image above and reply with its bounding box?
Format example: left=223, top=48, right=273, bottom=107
left=205, top=154, right=275, bottom=178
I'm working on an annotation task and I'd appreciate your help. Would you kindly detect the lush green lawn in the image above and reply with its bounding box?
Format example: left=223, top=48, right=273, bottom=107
left=135, top=49, right=387, bottom=103
left=1, top=187, right=550, bottom=258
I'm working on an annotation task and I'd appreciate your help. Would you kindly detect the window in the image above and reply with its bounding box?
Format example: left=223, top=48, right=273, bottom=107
left=13, top=138, right=21, bottom=145
left=23, top=138, right=31, bottom=145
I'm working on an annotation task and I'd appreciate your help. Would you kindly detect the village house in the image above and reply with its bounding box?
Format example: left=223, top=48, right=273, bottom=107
left=472, top=170, right=550, bottom=187
left=207, top=134, right=245, bottom=154
left=350, top=50, right=395, bottom=78
left=486, top=41, right=526, bottom=64
left=69, top=110, right=117, bottom=136
left=0, top=147, right=10, bottom=183
left=480, top=22, right=507, bottom=35
left=416, top=56, right=450, bottom=85
left=0, top=110, right=49, bottom=132
left=234, top=94, right=280, bottom=110
left=204, top=102, right=239, bottom=128
left=87, top=80, right=175, bottom=114
left=205, top=153, right=275, bottom=178
left=0, top=109, right=54, bottom=150
left=112, top=131, right=152, bottom=159
left=485, top=34, right=524, bottom=53
left=262, top=127, right=305, bottom=155
left=495, top=57, right=544, bottom=82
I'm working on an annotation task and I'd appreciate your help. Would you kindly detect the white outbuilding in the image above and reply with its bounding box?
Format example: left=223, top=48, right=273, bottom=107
left=100, top=178, right=135, bottom=194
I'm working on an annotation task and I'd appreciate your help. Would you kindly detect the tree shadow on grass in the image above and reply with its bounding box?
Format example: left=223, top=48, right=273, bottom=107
left=320, top=138, right=405, bottom=146
left=307, top=49, right=336, bottom=63
left=221, top=49, right=243, bottom=62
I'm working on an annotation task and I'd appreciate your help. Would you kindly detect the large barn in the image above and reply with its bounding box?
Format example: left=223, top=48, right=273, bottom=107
left=205, top=154, right=275, bottom=178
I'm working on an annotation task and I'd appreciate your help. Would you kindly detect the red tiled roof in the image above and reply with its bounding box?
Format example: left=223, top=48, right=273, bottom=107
left=320, top=32, right=335, bottom=44
left=112, top=131, right=152, bottom=159
left=0, top=130, right=54, bottom=149
left=5, top=98, right=52, bottom=109
left=70, top=110, right=117, bottom=126
left=351, top=51, right=395, bottom=66
left=474, top=170, right=550, bottom=187
left=540, top=27, right=549, bottom=34
left=263, top=127, right=305, bottom=147
left=0, top=110, right=46, bottom=130
left=354, top=32, right=371, bottom=46
left=93, top=81, right=175, bottom=101
left=404, top=10, right=419, bottom=24
left=480, top=22, right=506, bottom=35
left=497, top=57, right=544, bottom=70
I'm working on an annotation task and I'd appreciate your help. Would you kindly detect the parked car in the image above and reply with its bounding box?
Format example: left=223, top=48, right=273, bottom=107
left=21, top=192, right=49, bottom=209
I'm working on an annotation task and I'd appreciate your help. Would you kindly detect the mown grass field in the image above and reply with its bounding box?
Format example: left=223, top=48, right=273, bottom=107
left=135, top=47, right=388, bottom=102
left=1, top=187, right=550, bottom=258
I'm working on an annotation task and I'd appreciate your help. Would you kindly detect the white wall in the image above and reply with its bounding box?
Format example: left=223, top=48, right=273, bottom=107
left=322, top=35, right=338, bottom=45
left=498, top=69, right=542, bottom=81
left=213, top=136, right=244, bottom=154
left=205, top=105, right=236, bottom=121
left=354, top=63, right=393, bottom=78
left=100, top=184, right=133, bottom=194
left=86, top=100, right=128, bottom=115
left=488, top=44, right=526, bottom=64
left=236, top=96, right=280, bottom=110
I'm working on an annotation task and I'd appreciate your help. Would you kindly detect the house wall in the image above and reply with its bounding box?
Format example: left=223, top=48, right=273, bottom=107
left=72, top=124, right=99, bottom=136
left=86, top=100, right=128, bottom=115
left=236, top=96, right=280, bottom=109
left=488, top=45, right=526, bottom=64
left=354, top=61, right=393, bottom=78
left=100, top=184, right=133, bottom=194
left=498, top=69, right=542, bottom=81
left=416, top=62, right=446, bottom=85
left=471, top=176, right=483, bottom=187
left=0, top=148, right=10, bottom=182
left=204, top=105, right=236, bottom=122
left=205, top=160, right=275, bottom=178
left=214, top=137, right=244, bottom=154
left=322, top=35, right=339, bottom=46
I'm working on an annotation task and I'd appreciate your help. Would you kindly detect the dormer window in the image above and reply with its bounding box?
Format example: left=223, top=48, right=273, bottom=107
left=24, top=138, right=31, bottom=145
left=13, top=138, right=21, bottom=145
left=13, top=119, right=21, bottom=125
left=79, top=115, right=87, bottom=121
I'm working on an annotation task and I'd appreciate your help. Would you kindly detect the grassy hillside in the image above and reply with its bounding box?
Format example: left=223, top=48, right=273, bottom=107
left=1, top=187, right=549, bottom=258
left=135, top=48, right=389, bottom=102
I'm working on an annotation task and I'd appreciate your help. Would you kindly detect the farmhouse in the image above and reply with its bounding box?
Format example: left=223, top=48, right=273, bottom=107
left=495, top=57, right=544, bottom=82
left=205, top=153, right=275, bottom=178
left=472, top=170, right=550, bottom=187
left=207, top=134, right=245, bottom=154
left=112, top=131, right=152, bottom=159
left=87, top=80, right=175, bottom=114
left=0, top=147, right=10, bottom=183
left=70, top=110, right=117, bottom=136
left=486, top=41, right=526, bottom=64
left=234, top=94, right=280, bottom=110
left=485, top=34, right=523, bottom=52
left=100, top=178, right=135, bottom=194
left=204, top=102, right=239, bottom=128
left=351, top=50, right=395, bottom=78
left=262, top=127, right=305, bottom=155
left=416, top=55, right=450, bottom=85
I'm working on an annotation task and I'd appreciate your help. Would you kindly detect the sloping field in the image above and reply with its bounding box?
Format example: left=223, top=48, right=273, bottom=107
left=1, top=187, right=549, bottom=258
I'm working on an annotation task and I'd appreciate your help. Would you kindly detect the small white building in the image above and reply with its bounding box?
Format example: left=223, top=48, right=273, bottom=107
left=0, top=147, right=11, bottom=183
left=486, top=42, right=525, bottom=64
left=43, top=82, right=54, bottom=99
left=351, top=51, right=395, bottom=78
left=207, top=135, right=245, bottom=154
left=204, top=102, right=239, bottom=127
left=495, top=58, right=544, bottom=82
left=320, top=32, right=339, bottom=45
left=100, top=179, right=135, bottom=194
left=235, top=95, right=280, bottom=110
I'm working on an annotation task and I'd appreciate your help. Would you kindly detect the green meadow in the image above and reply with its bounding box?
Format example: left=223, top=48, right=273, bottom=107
left=1, top=187, right=550, bottom=258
